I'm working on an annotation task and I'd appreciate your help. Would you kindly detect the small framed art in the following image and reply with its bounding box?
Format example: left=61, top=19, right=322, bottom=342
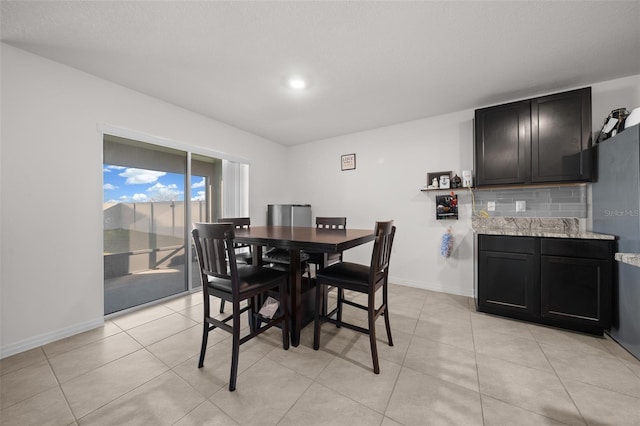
left=341, top=153, right=356, bottom=171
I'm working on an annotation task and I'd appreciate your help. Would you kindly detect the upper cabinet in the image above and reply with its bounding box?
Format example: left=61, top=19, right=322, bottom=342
left=475, top=100, right=531, bottom=186
left=475, top=87, right=593, bottom=187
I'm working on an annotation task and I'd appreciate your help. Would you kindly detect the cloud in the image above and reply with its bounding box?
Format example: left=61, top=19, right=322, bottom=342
left=192, top=191, right=206, bottom=201
left=192, top=177, right=206, bottom=189
left=119, top=168, right=166, bottom=184
left=106, top=165, right=125, bottom=171
left=147, top=183, right=177, bottom=191
left=103, top=183, right=118, bottom=190
left=115, top=193, right=148, bottom=203
left=146, top=182, right=182, bottom=201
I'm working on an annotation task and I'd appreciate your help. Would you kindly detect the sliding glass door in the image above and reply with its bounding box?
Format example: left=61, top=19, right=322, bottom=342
left=103, top=134, right=247, bottom=315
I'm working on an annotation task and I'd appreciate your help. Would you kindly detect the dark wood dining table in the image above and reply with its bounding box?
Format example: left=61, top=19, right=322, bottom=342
left=234, top=226, right=375, bottom=347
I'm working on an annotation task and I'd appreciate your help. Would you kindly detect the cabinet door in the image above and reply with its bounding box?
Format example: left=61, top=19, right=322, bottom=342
left=478, top=250, right=539, bottom=319
left=540, top=255, right=611, bottom=329
left=475, top=100, right=531, bottom=186
left=531, top=87, right=593, bottom=183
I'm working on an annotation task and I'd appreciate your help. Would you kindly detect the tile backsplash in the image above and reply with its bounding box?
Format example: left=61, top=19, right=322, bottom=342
left=472, top=185, right=587, bottom=218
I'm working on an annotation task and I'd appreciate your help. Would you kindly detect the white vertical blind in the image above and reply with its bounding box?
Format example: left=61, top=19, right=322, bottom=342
left=222, top=160, right=249, bottom=218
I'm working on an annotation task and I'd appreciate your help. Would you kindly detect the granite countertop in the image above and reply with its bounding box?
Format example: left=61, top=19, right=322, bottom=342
left=472, top=217, right=615, bottom=240
left=615, top=253, right=640, bottom=268
left=472, top=217, right=640, bottom=265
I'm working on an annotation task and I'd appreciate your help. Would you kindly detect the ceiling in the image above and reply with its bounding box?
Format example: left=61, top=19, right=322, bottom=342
left=2, top=1, right=639, bottom=146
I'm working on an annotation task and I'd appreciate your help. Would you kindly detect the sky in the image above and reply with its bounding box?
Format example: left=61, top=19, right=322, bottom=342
left=103, top=164, right=205, bottom=203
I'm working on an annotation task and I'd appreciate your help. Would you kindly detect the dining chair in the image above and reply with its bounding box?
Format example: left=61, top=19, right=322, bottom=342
left=217, top=217, right=253, bottom=265
left=192, top=222, right=289, bottom=391
left=313, top=220, right=396, bottom=374
left=306, top=216, right=347, bottom=273
left=305, top=217, right=347, bottom=316
left=216, top=217, right=253, bottom=313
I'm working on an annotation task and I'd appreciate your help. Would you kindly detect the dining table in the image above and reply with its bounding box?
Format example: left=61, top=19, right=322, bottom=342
left=234, top=225, right=376, bottom=347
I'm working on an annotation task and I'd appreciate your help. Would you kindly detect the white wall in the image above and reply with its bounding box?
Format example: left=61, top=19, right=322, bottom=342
left=0, top=44, right=289, bottom=357
left=289, top=74, right=640, bottom=298
left=288, top=110, right=477, bottom=296
left=2, top=40, right=638, bottom=358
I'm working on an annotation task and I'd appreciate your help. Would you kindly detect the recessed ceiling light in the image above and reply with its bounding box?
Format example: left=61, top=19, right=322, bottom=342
left=287, top=76, right=307, bottom=90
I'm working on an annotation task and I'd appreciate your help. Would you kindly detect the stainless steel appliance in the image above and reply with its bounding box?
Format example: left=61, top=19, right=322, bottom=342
left=592, top=125, right=640, bottom=359
left=267, top=204, right=312, bottom=227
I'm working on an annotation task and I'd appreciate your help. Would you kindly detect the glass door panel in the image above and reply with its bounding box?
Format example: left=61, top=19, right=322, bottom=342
left=103, top=135, right=188, bottom=314
left=189, top=153, right=223, bottom=289
left=103, top=134, right=246, bottom=315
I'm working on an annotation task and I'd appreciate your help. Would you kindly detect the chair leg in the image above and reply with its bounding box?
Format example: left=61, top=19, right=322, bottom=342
left=281, top=280, right=290, bottom=350
left=198, top=321, right=209, bottom=368
left=249, top=297, right=258, bottom=332
left=368, top=294, right=380, bottom=374
left=219, top=299, right=225, bottom=313
left=336, top=288, right=344, bottom=328
left=313, top=279, right=322, bottom=350
left=383, top=308, right=394, bottom=347
left=321, top=285, right=328, bottom=317
left=229, top=305, right=241, bottom=392
left=383, top=284, right=394, bottom=347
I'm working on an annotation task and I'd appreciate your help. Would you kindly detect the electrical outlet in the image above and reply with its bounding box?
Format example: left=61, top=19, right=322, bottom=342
left=487, top=201, right=496, bottom=212
left=516, top=200, right=526, bottom=212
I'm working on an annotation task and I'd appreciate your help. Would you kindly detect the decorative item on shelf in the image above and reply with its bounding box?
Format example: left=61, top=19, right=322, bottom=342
left=439, top=175, right=450, bottom=189
left=426, top=171, right=451, bottom=190
left=440, top=227, right=454, bottom=258
left=451, top=174, right=462, bottom=188
left=625, top=107, right=640, bottom=129
left=462, top=170, right=473, bottom=187
left=597, top=108, right=629, bottom=143
left=435, top=191, right=458, bottom=220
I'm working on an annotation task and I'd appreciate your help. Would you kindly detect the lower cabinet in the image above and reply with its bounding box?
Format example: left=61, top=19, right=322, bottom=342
left=477, top=234, right=614, bottom=335
left=478, top=236, right=539, bottom=320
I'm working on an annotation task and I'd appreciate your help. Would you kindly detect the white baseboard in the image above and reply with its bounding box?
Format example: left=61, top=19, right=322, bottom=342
left=1, top=318, right=105, bottom=359
left=390, top=276, right=474, bottom=298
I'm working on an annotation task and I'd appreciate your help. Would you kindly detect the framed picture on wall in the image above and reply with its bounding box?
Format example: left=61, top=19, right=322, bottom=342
left=341, top=153, right=356, bottom=171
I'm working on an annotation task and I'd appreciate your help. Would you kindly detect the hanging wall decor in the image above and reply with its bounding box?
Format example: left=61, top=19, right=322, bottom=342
left=441, top=228, right=454, bottom=258
left=341, top=153, right=356, bottom=171
left=435, top=193, right=458, bottom=220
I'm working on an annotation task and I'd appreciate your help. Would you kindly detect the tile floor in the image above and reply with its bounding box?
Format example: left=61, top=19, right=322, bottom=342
left=2, top=284, right=640, bottom=425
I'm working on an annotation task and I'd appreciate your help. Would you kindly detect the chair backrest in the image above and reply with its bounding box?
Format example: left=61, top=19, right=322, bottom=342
left=369, top=220, right=396, bottom=286
left=316, top=217, right=347, bottom=230
left=218, top=217, right=251, bottom=249
left=217, top=217, right=251, bottom=230
left=192, top=222, right=239, bottom=294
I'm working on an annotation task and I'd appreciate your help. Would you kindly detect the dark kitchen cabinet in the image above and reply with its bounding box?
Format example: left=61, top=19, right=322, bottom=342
left=478, top=235, right=539, bottom=320
left=531, top=89, right=593, bottom=183
left=475, top=100, right=531, bottom=186
left=475, top=87, right=593, bottom=187
left=539, top=238, right=612, bottom=332
left=477, top=234, right=614, bottom=335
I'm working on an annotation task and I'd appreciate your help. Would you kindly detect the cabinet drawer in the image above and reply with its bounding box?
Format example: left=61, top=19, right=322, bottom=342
left=540, top=238, right=612, bottom=260
left=479, top=235, right=537, bottom=254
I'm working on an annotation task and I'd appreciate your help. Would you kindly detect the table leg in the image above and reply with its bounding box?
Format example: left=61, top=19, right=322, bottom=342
left=252, top=245, right=263, bottom=266
left=250, top=245, right=263, bottom=333
left=321, top=253, right=329, bottom=317
left=289, top=249, right=301, bottom=347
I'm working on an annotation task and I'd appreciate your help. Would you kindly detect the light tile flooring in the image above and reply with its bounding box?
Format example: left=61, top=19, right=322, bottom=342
left=2, top=284, right=640, bottom=425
